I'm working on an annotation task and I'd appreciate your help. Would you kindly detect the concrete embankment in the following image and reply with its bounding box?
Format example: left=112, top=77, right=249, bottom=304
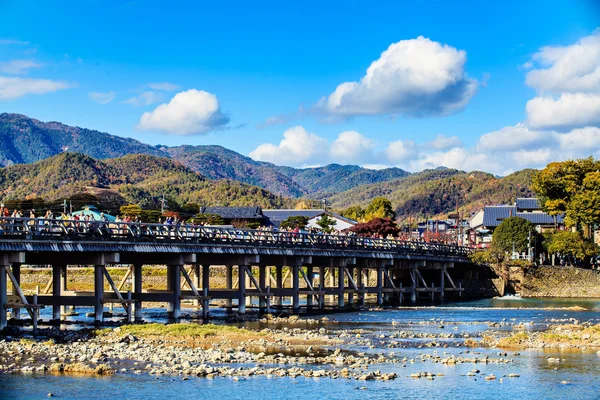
left=521, top=265, right=600, bottom=298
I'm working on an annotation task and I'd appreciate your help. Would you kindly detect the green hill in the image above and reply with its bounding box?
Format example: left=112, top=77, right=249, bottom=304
left=0, top=153, right=290, bottom=212
left=0, top=113, right=165, bottom=166
left=328, top=169, right=535, bottom=219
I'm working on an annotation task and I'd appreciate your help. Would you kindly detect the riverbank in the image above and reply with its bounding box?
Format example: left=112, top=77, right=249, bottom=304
left=5, top=317, right=600, bottom=381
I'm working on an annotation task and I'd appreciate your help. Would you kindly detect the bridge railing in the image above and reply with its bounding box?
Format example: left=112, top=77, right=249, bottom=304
left=0, top=217, right=471, bottom=257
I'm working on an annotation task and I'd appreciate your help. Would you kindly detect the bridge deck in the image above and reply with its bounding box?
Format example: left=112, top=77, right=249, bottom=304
left=0, top=218, right=471, bottom=330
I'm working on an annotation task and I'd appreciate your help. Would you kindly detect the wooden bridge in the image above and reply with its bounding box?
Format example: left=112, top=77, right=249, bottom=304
left=0, top=217, right=472, bottom=329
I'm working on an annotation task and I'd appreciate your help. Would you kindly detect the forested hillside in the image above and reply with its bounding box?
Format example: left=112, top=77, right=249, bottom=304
left=0, top=153, right=291, bottom=212
left=328, top=169, right=535, bottom=218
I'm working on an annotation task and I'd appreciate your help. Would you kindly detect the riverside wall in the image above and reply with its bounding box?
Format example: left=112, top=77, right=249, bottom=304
left=520, top=265, right=600, bottom=298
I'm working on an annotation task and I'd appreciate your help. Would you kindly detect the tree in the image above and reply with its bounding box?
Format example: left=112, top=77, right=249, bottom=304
left=316, top=214, right=337, bottom=233
left=532, top=157, right=600, bottom=234
left=120, top=204, right=142, bottom=217
left=139, top=209, right=162, bottom=223
left=280, top=216, right=309, bottom=230
left=339, top=205, right=365, bottom=222
left=364, top=197, right=396, bottom=221
left=193, top=213, right=225, bottom=225
left=546, top=231, right=598, bottom=263
left=492, top=216, right=537, bottom=254
left=350, top=217, right=399, bottom=237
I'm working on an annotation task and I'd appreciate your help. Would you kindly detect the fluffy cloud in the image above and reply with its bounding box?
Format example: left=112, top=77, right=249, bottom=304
left=330, top=131, right=375, bottom=164
left=317, top=36, right=477, bottom=118
left=526, top=93, right=600, bottom=130
left=138, top=89, right=230, bottom=135
left=0, top=60, right=42, bottom=75
left=89, top=91, right=116, bottom=104
left=477, top=123, right=551, bottom=151
left=524, top=30, right=600, bottom=130
left=250, top=126, right=328, bottom=166
left=0, top=76, right=72, bottom=100
left=384, top=140, right=417, bottom=164
left=427, top=134, right=462, bottom=150
left=526, top=30, right=600, bottom=94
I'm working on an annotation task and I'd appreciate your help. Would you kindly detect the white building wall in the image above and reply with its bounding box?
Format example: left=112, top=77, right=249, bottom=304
left=470, top=210, right=484, bottom=229
left=308, top=215, right=355, bottom=231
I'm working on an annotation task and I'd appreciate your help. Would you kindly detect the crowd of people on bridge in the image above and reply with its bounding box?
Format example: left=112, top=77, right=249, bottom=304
left=0, top=205, right=461, bottom=253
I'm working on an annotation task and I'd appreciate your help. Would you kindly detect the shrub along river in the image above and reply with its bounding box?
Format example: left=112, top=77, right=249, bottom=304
left=1, top=297, right=600, bottom=400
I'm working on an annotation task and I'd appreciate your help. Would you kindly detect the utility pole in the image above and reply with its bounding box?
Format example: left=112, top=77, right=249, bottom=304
left=160, top=194, right=167, bottom=214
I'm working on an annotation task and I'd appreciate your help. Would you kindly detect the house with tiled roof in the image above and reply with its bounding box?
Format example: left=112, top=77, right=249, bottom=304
left=468, top=198, right=564, bottom=247
left=262, top=209, right=357, bottom=231
left=197, top=206, right=266, bottom=226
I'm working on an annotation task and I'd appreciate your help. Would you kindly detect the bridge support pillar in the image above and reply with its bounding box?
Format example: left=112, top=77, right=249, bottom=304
left=11, top=263, right=21, bottom=320
left=376, top=267, right=383, bottom=306
left=306, top=266, right=314, bottom=309
left=357, top=267, right=365, bottom=306
left=238, top=265, right=247, bottom=313
left=202, top=265, right=210, bottom=319
left=225, top=265, right=233, bottom=309
left=60, top=265, right=68, bottom=315
left=0, top=263, right=6, bottom=330
left=292, top=266, right=300, bottom=313
left=275, top=266, right=283, bottom=307
left=259, top=265, right=266, bottom=311
left=167, top=264, right=181, bottom=319
left=52, top=264, right=64, bottom=321
left=338, top=266, right=345, bottom=308
left=132, top=264, right=143, bottom=321
left=347, top=267, right=354, bottom=307
left=440, top=266, right=446, bottom=300
left=318, top=266, right=325, bottom=308
left=192, top=265, right=201, bottom=307
left=94, top=265, right=104, bottom=323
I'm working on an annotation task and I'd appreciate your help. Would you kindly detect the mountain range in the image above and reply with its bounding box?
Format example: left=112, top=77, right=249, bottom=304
left=0, top=113, right=537, bottom=218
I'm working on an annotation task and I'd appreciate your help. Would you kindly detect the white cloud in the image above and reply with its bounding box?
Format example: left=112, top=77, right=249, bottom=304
left=523, top=30, right=600, bottom=131
left=0, top=59, right=42, bottom=75
left=526, top=30, right=600, bottom=94
left=427, top=134, right=462, bottom=150
left=0, top=76, right=72, bottom=100
left=138, top=89, right=230, bottom=135
left=384, top=140, right=417, bottom=164
left=477, top=123, right=552, bottom=151
left=147, top=82, right=181, bottom=91
left=249, top=123, right=600, bottom=175
left=124, top=91, right=164, bottom=106
left=526, top=93, right=600, bottom=130
left=250, top=126, right=328, bottom=165
left=330, top=131, right=375, bottom=164
left=317, top=36, right=477, bottom=118
left=89, top=91, right=116, bottom=104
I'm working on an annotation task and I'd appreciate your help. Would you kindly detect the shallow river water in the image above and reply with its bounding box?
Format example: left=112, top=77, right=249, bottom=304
left=2, top=297, right=600, bottom=400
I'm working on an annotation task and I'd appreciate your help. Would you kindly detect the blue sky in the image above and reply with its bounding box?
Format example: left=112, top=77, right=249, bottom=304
left=1, top=0, right=600, bottom=174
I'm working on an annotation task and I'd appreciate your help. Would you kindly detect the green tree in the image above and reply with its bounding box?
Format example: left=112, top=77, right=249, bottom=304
left=316, top=214, right=337, bottom=233
left=193, top=213, right=225, bottom=225
left=492, top=216, right=536, bottom=254
left=280, top=216, right=309, bottom=230
left=339, top=205, right=365, bottom=222
left=546, top=231, right=598, bottom=262
left=364, top=197, right=396, bottom=221
left=120, top=204, right=142, bottom=217
left=139, top=209, right=162, bottom=223
left=532, top=157, right=600, bottom=233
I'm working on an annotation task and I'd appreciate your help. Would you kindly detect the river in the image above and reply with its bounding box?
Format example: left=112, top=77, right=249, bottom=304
left=1, top=297, right=600, bottom=400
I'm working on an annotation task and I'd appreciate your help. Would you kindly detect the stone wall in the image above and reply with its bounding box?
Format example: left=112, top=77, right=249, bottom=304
left=521, top=265, right=600, bottom=298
